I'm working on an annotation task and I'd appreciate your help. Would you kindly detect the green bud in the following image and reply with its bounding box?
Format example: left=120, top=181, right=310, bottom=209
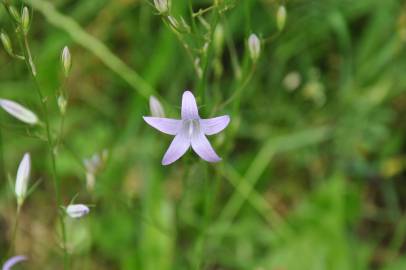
left=61, top=46, right=72, bottom=77
left=213, top=24, right=224, bottom=55
left=21, top=7, right=30, bottom=34
left=0, top=31, right=13, bottom=56
left=57, top=95, right=67, bottom=115
left=8, top=6, right=20, bottom=23
left=277, top=5, right=287, bottom=31
left=167, top=16, right=190, bottom=33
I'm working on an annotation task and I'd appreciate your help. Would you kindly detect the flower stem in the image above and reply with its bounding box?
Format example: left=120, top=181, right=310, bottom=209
left=21, top=34, right=69, bottom=270
left=8, top=205, right=21, bottom=256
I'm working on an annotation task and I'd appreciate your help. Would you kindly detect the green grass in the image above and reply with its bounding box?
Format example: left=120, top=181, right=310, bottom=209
left=1, top=0, right=406, bottom=269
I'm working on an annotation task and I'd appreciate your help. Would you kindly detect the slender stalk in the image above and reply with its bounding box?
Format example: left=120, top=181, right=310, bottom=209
left=8, top=205, right=21, bottom=256
left=21, top=34, right=69, bottom=269
left=0, top=115, right=5, bottom=181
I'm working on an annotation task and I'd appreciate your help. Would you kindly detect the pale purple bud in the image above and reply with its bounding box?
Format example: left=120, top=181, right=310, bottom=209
left=248, top=34, right=260, bottom=61
left=66, top=204, right=90, bottom=219
left=15, top=153, right=31, bottom=206
left=0, top=99, right=38, bottom=125
left=149, top=96, right=165, bottom=117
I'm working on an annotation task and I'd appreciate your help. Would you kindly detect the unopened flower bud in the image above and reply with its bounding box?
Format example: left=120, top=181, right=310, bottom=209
left=21, top=7, right=30, bottom=35
left=61, top=46, right=72, bottom=77
left=66, top=204, right=90, bottom=218
left=213, top=24, right=224, bottom=55
left=277, top=5, right=287, bottom=31
left=1, top=31, right=13, bottom=56
left=154, top=0, right=170, bottom=14
left=15, top=153, right=31, bottom=206
left=0, top=99, right=38, bottom=125
left=248, top=34, right=261, bottom=61
left=167, top=16, right=190, bottom=33
left=149, top=96, right=165, bottom=117
left=57, top=95, right=67, bottom=115
left=8, top=6, right=20, bottom=23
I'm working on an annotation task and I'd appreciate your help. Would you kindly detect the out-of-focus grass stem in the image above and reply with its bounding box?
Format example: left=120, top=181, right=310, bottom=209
left=20, top=32, right=69, bottom=270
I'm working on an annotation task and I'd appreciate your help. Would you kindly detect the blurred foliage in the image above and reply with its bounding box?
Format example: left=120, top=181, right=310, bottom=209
left=1, top=0, right=406, bottom=269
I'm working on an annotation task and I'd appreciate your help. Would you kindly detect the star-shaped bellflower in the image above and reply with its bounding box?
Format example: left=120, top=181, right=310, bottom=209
left=143, top=91, right=230, bottom=165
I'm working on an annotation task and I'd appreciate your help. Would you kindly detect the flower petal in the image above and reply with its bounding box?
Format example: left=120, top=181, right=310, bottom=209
left=191, top=131, right=221, bottom=163
left=200, top=115, right=230, bottom=135
left=181, top=91, right=199, bottom=120
left=143, top=117, right=182, bottom=135
left=2, top=255, right=27, bottom=270
left=0, top=99, right=38, bottom=125
left=162, top=130, right=190, bottom=165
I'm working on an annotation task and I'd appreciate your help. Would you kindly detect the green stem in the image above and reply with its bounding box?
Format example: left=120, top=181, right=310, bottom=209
left=8, top=205, right=21, bottom=256
left=21, top=34, right=69, bottom=269
left=0, top=115, right=5, bottom=181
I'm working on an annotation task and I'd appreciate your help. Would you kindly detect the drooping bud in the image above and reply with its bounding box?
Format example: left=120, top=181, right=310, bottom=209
left=15, top=153, right=31, bottom=206
left=153, top=0, right=170, bottom=14
left=8, top=6, right=20, bottom=23
left=1, top=31, right=13, bottom=56
left=2, top=255, right=27, bottom=270
left=149, top=96, right=165, bottom=117
left=0, top=99, right=38, bottom=125
left=61, top=46, right=72, bottom=77
left=276, top=5, right=287, bottom=31
left=66, top=204, right=90, bottom=218
left=21, top=7, right=30, bottom=35
left=57, top=95, right=67, bottom=115
left=83, top=150, right=108, bottom=192
left=248, top=34, right=261, bottom=61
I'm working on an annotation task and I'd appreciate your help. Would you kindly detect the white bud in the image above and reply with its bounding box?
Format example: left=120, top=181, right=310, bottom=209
left=21, top=7, right=30, bottom=35
left=248, top=34, right=261, bottom=61
left=154, top=0, right=170, bottom=14
left=61, top=46, right=72, bottom=77
left=15, top=153, right=31, bottom=206
left=277, top=5, right=287, bottom=31
left=66, top=204, right=90, bottom=219
left=149, top=96, right=165, bottom=117
left=0, top=99, right=38, bottom=125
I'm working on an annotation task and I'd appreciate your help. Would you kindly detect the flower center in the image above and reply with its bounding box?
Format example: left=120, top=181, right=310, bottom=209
left=184, top=119, right=200, bottom=138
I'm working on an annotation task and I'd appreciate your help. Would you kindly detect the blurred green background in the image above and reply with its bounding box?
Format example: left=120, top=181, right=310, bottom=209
left=1, top=0, right=406, bottom=269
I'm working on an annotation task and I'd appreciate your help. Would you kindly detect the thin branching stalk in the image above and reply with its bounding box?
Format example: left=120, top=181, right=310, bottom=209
left=20, top=32, right=69, bottom=270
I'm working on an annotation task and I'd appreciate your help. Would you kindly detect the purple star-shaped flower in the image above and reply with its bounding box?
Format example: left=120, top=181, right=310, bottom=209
left=143, top=91, right=230, bottom=165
